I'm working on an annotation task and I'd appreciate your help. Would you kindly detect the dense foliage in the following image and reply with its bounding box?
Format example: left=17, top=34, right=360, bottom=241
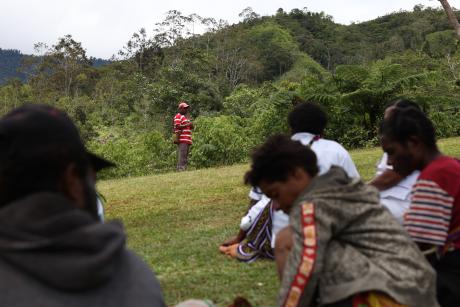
left=1, top=6, right=459, bottom=178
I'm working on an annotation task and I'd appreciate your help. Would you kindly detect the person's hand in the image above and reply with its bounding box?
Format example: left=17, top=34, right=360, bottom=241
left=272, top=200, right=280, bottom=210
left=221, top=235, right=241, bottom=247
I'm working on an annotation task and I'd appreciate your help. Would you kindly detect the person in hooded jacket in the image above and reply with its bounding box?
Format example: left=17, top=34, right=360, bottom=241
left=244, top=135, right=439, bottom=307
left=0, top=104, right=165, bottom=307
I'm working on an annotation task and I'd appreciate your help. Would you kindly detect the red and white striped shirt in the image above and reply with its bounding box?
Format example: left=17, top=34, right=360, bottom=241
left=404, top=156, right=460, bottom=250
left=174, top=113, right=192, bottom=144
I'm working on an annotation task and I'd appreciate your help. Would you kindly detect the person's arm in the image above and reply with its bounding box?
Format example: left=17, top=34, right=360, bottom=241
left=274, top=226, right=294, bottom=279
left=368, top=169, right=404, bottom=191
left=404, top=179, right=452, bottom=255
left=179, top=116, right=192, bottom=129
left=221, top=229, right=246, bottom=246
left=221, top=198, right=269, bottom=247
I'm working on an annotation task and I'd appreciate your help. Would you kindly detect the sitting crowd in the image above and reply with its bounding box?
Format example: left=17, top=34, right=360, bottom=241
left=219, top=99, right=459, bottom=307
left=0, top=98, right=458, bottom=307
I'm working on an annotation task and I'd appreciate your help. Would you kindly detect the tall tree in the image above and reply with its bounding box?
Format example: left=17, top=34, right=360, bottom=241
left=439, top=0, right=460, bottom=41
left=28, top=35, right=92, bottom=98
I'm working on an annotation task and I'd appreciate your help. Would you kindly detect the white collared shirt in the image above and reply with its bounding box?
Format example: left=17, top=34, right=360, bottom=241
left=291, top=132, right=360, bottom=178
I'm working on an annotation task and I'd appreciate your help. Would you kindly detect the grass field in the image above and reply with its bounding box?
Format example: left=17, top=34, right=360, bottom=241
left=99, top=137, right=460, bottom=307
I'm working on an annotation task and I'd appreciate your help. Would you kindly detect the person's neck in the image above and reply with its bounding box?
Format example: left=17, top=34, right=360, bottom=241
left=420, top=148, right=442, bottom=169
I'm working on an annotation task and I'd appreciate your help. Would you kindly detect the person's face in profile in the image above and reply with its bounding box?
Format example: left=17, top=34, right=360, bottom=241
left=259, top=168, right=312, bottom=213
left=381, top=136, right=420, bottom=176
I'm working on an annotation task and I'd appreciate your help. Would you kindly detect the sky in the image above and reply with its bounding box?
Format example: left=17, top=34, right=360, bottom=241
left=0, top=0, right=455, bottom=59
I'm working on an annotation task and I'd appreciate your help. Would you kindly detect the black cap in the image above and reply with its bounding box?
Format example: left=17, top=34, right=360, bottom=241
left=0, top=104, right=114, bottom=171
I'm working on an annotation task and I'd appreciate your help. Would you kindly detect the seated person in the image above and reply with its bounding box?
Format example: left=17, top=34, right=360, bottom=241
left=220, top=102, right=359, bottom=261
left=0, top=105, right=165, bottom=307
left=381, top=106, right=460, bottom=307
left=369, top=99, right=422, bottom=223
left=245, top=135, right=438, bottom=307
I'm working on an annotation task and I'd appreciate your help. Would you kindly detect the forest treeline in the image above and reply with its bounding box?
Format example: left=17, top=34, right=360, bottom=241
left=0, top=5, right=459, bottom=178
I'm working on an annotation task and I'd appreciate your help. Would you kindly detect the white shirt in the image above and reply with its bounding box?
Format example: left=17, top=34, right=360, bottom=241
left=377, top=153, right=420, bottom=224
left=291, top=132, right=360, bottom=178
left=248, top=132, right=359, bottom=201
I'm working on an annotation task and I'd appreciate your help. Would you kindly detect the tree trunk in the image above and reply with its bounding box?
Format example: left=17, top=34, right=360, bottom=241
left=439, top=0, right=460, bottom=41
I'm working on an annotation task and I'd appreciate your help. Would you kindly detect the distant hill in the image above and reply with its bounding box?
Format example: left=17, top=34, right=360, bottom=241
left=0, top=49, right=27, bottom=84
left=0, top=48, right=111, bottom=84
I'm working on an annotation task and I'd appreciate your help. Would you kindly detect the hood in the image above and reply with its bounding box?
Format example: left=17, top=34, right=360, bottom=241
left=299, top=166, right=379, bottom=206
left=0, top=192, right=125, bottom=290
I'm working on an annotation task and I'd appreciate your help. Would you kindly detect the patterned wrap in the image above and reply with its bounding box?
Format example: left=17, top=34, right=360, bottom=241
left=279, top=167, right=439, bottom=307
left=236, top=201, right=274, bottom=262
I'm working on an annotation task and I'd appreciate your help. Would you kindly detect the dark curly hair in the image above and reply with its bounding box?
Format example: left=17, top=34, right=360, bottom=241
left=244, top=134, right=319, bottom=187
left=288, top=102, right=327, bottom=135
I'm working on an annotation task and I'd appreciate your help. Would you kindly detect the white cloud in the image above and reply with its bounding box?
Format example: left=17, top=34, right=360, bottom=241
left=0, top=0, right=451, bottom=58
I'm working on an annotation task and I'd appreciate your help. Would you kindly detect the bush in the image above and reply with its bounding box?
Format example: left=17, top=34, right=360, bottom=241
left=190, top=115, right=252, bottom=168
left=89, top=129, right=176, bottom=179
left=430, top=111, right=460, bottom=138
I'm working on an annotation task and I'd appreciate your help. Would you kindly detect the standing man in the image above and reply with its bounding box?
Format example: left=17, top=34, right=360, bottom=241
left=174, top=101, right=193, bottom=171
left=380, top=106, right=460, bottom=307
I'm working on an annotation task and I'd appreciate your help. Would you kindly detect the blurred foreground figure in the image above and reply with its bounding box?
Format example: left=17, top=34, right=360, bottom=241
left=245, top=135, right=438, bottom=307
left=0, top=105, right=165, bottom=307
left=381, top=107, right=460, bottom=307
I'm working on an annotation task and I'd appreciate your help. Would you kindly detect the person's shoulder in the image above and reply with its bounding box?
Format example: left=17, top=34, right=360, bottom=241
left=118, top=250, right=166, bottom=305
left=422, top=156, right=460, bottom=178
left=419, top=156, right=460, bottom=194
left=318, top=138, right=350, bottom=154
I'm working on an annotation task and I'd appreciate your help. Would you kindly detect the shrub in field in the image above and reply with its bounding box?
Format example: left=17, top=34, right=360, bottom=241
left=190, top=115, right=252, bottom=168
left=247, top=89, right=293, bottom=143
left=89, top=129, right=176, bottom=179
left=430, top=111, right=460, bottom=138
left=222, top=84, right=260, bottom=118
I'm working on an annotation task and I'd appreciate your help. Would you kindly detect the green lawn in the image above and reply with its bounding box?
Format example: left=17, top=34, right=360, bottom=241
left=99, top=137, right=460, bottom=307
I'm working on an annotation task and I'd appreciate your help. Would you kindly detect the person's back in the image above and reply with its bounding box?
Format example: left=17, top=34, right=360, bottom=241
left=281, top=167, right=437, bottom=307
left=291, top=132, right=359, bottom=177
left=0, top=105, right=165, bottom=307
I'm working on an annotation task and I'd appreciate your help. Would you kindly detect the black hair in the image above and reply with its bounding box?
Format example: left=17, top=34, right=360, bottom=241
left=244, top=134, right=319, bottom=187
left=380, top=107, right=437, bottom=150
left=384, top=98, right=422, bottom=111
left=288, top=102, right=327, bottom=135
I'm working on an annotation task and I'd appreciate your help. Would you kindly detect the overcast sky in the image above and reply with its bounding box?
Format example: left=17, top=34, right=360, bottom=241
left=0, top=0, right=455, bottom=59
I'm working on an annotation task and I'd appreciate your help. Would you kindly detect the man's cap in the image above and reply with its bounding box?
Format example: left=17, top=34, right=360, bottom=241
left=178, top=101, right=190, bottom=109
left=0, top=104, right=114, bottom=171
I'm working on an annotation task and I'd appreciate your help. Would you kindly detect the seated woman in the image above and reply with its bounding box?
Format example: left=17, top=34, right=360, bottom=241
left=369, top=99, right=422, bottom=223
left=245, top=135, right=438, bottom=307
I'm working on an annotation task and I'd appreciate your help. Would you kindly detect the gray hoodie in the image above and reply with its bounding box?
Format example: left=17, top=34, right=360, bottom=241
left=0, top=192, right=166, bottom=307
left=279, top=167, right=438, bottom=307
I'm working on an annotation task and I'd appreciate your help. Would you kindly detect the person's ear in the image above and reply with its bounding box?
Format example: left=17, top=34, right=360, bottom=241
left=407, top=136, right=422, bottom=152
left=292, top=167, right=308, bottom=181
left=60, top=163, right=85, bottom=209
